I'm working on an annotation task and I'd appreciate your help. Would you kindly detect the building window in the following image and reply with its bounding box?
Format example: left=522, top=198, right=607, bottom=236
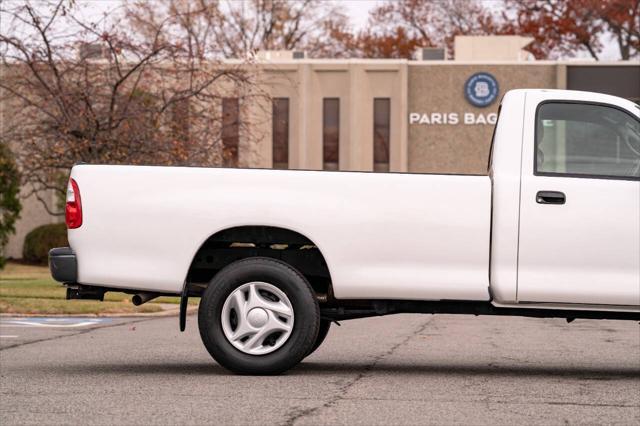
left=373, top=98, right=391, bottom=172
left=323, top=98, right=340, bottom=171
left=221, top=97, right=239, bottom=167
left=272, top=98, right=289, bottom=169
left=171, top=98, right=190, bottom=143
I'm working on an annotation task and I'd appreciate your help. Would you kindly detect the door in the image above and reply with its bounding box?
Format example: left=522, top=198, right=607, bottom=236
left=518, top=99, right=640, bottom=306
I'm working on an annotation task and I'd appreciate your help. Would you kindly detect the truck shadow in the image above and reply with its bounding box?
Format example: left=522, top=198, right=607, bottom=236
left=293, top=362, right=640, bottom=379
left=28, top=361, right=640, bottom=379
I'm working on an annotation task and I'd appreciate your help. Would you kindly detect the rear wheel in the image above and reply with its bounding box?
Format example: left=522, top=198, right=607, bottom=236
left=198, top=257, right=320, bottom=375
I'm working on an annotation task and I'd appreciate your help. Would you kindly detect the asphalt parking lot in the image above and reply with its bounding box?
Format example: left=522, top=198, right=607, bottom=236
left=0, top=312, right=638, bottom=425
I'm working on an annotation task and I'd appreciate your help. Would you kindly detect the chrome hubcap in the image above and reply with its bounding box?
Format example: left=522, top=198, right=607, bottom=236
left=221, top=282, right=294, bottom=355
left=247, top=308, right=269, bottom=328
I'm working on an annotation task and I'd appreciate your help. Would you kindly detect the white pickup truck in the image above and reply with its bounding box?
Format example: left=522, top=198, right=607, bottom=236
left=49, top=89, right=640, bottom=374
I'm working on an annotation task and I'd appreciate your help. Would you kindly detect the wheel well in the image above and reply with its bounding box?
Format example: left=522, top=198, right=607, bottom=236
left=187, top=226, right=332, bottom=297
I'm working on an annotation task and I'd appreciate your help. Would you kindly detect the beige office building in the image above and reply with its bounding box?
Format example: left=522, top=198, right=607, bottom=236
left=241, top=51, right=638, bottom=176
left=4, top=37, right=640, bottom=258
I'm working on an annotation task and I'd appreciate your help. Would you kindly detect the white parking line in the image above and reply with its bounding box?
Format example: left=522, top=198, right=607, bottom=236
left=0, top=335, right=19, bottom=338
left=0, top=318, right=111, bottom=328
left=3, top=320, right=102, bottom=328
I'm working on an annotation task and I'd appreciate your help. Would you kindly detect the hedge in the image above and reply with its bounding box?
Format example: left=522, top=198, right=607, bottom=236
left=23, top=223, right=68, bottom=264
left=0, top=142, right=22, bottom=269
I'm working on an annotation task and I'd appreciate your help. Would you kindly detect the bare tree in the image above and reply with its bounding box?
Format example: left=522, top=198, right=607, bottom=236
left=126, top=0, right=349, bottom=59
left=0, top=0, right=261, bottom=216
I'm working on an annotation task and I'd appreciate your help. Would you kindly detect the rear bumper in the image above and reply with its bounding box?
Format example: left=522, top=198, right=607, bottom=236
left=49, top=247, right=78, bottom=283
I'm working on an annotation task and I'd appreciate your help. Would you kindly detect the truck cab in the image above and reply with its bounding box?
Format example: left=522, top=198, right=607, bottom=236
left=491, top=90, right=640, bottom=309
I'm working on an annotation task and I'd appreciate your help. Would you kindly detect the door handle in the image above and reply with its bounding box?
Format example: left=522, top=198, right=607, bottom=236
left=536, top=191, right=566, bottom=205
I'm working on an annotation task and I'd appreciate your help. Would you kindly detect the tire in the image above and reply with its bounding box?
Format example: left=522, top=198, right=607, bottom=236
left=198, top=257, right=320, bottom=375
left=306, top=319, right=331, bottom=358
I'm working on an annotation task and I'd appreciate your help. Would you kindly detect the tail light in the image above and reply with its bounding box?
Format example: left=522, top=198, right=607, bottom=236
left=65, top=178, right=83, bottom=229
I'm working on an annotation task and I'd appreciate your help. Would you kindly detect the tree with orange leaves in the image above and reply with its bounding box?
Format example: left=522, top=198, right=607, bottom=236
left=505, top=0, right=639, bottom=60
left=337, top=0, right=501, bottom=59
left=342, top=0, right=638, bottom=60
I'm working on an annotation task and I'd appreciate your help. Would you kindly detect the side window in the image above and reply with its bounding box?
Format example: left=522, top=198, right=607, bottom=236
left=536, top=102, right=640, bottom=179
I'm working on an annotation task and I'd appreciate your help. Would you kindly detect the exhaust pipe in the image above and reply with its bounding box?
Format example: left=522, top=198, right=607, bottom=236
left=132, top=293, right=159, bottom=306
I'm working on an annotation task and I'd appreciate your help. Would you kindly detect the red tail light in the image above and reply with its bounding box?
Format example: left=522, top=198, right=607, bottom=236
left=65, top=178, right=83, bottom=229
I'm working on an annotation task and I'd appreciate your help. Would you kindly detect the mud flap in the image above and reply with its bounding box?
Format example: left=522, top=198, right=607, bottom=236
left=179, top=282, right=188, bottom=332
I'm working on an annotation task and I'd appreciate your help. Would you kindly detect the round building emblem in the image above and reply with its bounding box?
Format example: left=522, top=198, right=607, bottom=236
left=464, top=72, right=499, bottom=108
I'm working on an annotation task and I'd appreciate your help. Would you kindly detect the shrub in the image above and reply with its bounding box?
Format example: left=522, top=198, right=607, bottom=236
left=0, top=142, right=22, bottom=269
left=23, top=223, right=68, bottom=264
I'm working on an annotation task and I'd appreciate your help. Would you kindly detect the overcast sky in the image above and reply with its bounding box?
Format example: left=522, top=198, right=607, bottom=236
left=343, top=0, right=379, bottom=29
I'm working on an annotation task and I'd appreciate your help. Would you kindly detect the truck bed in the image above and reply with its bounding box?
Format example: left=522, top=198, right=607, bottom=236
left=69, top=165, right=492, bottom=301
